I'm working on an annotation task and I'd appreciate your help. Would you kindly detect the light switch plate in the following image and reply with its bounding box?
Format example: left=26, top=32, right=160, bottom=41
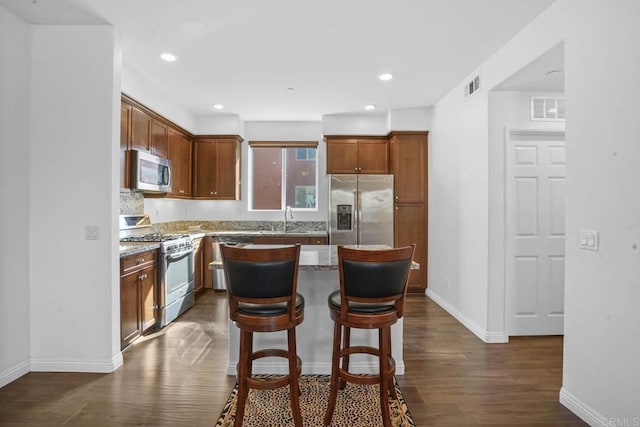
left=579, top=229, right=599, bottom=251
left=84, top=225, right=100, bottom=240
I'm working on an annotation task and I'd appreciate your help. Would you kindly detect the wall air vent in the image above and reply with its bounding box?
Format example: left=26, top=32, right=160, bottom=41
left=464, top=75, right=480, bottom=98
left=531, top=97, right=565, bottom=121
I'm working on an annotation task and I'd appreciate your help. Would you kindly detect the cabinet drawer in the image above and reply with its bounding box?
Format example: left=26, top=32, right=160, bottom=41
left=121, top=250, right=157, bottom=274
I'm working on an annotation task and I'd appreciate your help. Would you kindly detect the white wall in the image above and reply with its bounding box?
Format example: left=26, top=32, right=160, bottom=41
left=145, top=120, right=328, bottom=224
left=28, top=25, right=121, bottom=373
left=121, top=63, right=197, bottom=133
left=195, top=113, right=244, bottom=136
left=388, top=106, right=433, bottom=131
left=0, top=6, right=31, bottom=387
left=486, top=90, right=565, bottom=337
left=429, top=0, right=640, bottom=422
left=559, top=1, right=640, bottom=423
left=321, top=113, right=388, bottom=135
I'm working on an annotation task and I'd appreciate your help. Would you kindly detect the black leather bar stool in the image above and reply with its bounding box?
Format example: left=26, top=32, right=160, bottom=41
left=324, top=245, right=415, bottom=427
left=221, top=244, right=304, bottom=427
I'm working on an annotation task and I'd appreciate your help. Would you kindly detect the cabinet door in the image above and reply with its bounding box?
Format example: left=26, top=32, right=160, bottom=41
left=130, top=106, right=151, bottom=152
left=120, top=102, right=131, bottom=189
left=193, top=139, right=216, bottom=198
left=394, top=203, right=426, bottom=291
left=168, top=129, right=192, bottom=198
left=390, top=133, right=427, bottom=203
left=357, top=138, right=389, bottom=174
left=214, top=139, right=240, bottom=199
left=139, top=265, right=157, bottom=332
left=151, top=120, right=168, bottom=158
left=193, top=238, right=204, bottom=293
left=326, top=139, right=359, bottom=173
left=252, top=236, right=310, bottom=245
left=203, top=236, right=213, bottom=289
left=120, top=271, right=141, bottom=349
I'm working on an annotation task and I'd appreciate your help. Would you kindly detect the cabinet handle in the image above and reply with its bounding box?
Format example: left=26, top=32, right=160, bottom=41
left=138, top=273, right=147, bottom=281
left=210, top=191, right=214, bottom=195
left=395, top=195, right=399, bottom=200
left=395, top=207, right=399, bottom=211
left=136, top=258, right=145, bottom=264
left=179, top=189, right=184, bottom=193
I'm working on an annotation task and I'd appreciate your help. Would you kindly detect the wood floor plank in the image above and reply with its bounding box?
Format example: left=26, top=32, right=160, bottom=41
left=0, top=291, right=586, bottom=426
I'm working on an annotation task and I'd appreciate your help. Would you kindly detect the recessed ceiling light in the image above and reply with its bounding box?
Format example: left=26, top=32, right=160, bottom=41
left=212, top=104, right=224, bottom=110
left=364, top=104, right=376, bottom=111
left=160, top=52, right=177, bottom=62
left=287, top=87, right=295, bottom=92
left=378, top=73, right=394, bottom=81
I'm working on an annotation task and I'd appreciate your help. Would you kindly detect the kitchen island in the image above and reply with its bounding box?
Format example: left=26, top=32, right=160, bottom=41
left=210, top=244, right=407, bottom=376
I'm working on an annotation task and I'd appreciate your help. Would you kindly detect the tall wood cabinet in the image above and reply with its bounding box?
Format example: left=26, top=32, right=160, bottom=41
left=120, top=249, right=158, bottom=350
left=325, top=136, right=389, bottom=174
left=389, top=131, right=428, bottom=291
left=192, top=136, right=242, bottom=200
left=167, top=128, right=192, bottom=198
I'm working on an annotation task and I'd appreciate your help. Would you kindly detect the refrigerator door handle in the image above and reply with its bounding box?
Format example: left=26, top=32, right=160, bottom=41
left=354, top=189, right=360, bottom=245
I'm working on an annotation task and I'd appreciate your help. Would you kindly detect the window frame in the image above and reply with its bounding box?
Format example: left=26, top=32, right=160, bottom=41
left=248, top=141, right=319, bottom=212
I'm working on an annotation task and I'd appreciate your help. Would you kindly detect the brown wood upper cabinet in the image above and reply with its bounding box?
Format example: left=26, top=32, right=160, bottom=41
left=128, top=104, right=168, bottom=158
left=192, top=136, right=242, bottom=200
left=151, top=119, right=168, bottom=158
left=167, top=128, right=192, bottom=198
left=325, top=135, right=389, bottom=174
left=120, top=102, right=132, bottom=189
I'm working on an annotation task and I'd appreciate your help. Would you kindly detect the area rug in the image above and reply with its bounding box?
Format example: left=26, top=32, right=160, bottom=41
left=215, top=374, right=415, bottom=426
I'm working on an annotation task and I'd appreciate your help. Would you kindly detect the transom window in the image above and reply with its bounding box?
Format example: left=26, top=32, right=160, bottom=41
left=249, top=141, right=318, bottom=211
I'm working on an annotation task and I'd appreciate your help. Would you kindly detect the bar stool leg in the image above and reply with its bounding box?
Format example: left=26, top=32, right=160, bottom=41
left=324, top=321, right=342, bottom=426
left=339, top=326, right=350, bottom=390
left=235, top=329, right=253, bottom=427
left=385, top=330, right=398, bottom=400
left=287, top=327, right=303, bottom=427
left=379, top=327, right=392, bottom=427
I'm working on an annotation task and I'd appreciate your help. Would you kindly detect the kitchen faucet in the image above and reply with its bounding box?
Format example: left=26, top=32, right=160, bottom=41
left=284, top=205, right=294, bottom=231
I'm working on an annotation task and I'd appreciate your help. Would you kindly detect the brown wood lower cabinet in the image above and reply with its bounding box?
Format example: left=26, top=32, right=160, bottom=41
left=193, top=237, right=204, bottom=293
left=120, top=249, right=158, bottom=350
left=251, top=235, right=327, bottom=245
left=394, top=203, right=427, bottom=292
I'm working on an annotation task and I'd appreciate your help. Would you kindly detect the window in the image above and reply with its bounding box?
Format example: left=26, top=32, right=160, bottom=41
left=250, top=141, right=318, bottom=211
left=530, top=97, right=565, bottom=121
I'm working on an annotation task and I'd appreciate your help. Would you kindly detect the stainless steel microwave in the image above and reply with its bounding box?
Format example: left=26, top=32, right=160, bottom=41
left=130, top=149, right=172, bottom=193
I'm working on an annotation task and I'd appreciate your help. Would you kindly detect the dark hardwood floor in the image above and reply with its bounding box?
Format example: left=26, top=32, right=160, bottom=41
left=0, top=291, right=586, bottom=426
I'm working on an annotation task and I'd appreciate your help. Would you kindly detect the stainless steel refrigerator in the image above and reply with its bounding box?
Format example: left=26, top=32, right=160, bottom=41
left=329, top=174, right=394, bottom=246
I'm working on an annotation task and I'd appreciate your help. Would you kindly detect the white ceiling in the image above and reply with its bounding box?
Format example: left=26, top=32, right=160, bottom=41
left=1, top=0, right=559, bottom=121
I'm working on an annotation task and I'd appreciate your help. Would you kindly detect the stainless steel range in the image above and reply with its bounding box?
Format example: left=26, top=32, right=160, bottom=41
left=120, top=215, right=195, bottom=327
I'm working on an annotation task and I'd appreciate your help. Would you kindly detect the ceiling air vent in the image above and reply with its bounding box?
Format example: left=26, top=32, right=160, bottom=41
left=531, top=97, right=565, bottom=121
left=464, top=75, right=480, bottom=98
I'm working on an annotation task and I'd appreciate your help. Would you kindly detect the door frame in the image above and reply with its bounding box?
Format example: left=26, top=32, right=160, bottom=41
left=503, top=128, right=565, bottom=337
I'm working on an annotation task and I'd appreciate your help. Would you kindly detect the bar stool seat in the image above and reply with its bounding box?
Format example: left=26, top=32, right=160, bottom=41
left=324, top=245, right=415, bottom=427
left=222, top=244, right=304, bottom=427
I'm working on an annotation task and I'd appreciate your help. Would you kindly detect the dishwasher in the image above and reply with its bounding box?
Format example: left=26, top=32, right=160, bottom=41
left=212, top=236, right=253, bottom=289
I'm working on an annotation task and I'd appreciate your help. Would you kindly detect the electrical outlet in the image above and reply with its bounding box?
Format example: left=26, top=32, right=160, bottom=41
left=579, top=229, right=599, bottom=251
left=84, top=225, right=100, bottom=240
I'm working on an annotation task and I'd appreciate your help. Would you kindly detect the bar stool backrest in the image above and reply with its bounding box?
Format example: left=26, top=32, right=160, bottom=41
left=221, top=244, right=301, bottom=320
left=338, top=245, right=415, bottom=317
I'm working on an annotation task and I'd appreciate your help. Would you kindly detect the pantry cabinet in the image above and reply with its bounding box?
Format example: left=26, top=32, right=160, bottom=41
left=389, top=131, right=428, bottom=291
left=325, top=136, right=389, bottom=174
left=192, top=136, right=242, bottom=200
left=120, top=249, right=158, bottom=350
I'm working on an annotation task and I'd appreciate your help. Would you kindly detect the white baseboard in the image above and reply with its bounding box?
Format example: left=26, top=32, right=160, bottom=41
left=560, top=387, right=608, bottom=426
left=226, top=360, right=406, bottom=376
left=0, top=359, right=30, bottom=388
left=426, top=289, right=508, bottom=343
left=31, top=352, right=123, bottom=373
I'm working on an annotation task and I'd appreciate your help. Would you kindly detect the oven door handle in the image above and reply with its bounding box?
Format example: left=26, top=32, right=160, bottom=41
left=166, top=248, right=194, bottom=260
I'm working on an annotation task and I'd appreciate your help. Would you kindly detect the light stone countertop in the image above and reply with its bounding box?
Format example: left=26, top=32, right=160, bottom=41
left=208, top=244, right=418, bottom=271
left=119, top=242, right=160, bottom=258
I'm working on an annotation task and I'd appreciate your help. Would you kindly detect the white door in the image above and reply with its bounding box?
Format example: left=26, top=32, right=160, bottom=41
left=506, top=130, right=566, bottom=336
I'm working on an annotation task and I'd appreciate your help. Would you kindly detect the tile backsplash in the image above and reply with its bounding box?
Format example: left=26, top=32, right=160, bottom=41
left=120, top=192, right=144, bottom=215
